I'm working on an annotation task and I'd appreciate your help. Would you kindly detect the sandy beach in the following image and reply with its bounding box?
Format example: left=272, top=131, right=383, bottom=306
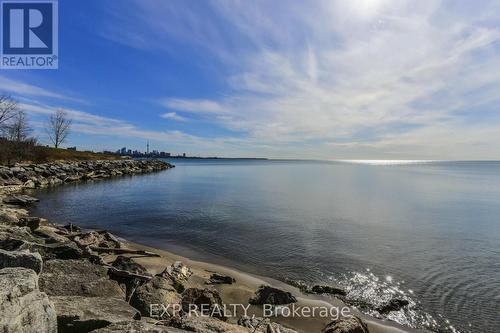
left=118, top=241, right=429, bottom=333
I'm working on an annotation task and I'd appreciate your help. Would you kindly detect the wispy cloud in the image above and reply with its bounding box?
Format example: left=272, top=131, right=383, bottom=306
left=160, top=112, right=188, bottom=122
left=55, top=1, right=500, bottom=158
left=21, top=100, right=202, bottom=145
left=0, top=76, right=85, bottom=103
left=159, top=98, right=227, bottom=114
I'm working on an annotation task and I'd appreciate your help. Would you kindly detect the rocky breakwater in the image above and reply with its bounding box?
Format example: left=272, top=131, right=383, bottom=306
left=0, top=159, right=173, bottom=188
left=0, top=159, right=372, bottom=333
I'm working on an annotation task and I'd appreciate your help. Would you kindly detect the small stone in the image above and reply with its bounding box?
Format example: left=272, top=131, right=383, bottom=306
left=376, top=298, right=409, bottom=314
left=207, top=273, right=235, bottom=285
left=249, top=285, right=297, bottom=305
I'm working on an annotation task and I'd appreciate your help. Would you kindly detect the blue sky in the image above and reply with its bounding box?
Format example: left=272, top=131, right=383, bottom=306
left=2, top=0, right=500, bottom=159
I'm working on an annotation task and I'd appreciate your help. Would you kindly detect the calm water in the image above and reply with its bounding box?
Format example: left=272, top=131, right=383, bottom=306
left=32, top=159, right=500, bottom=333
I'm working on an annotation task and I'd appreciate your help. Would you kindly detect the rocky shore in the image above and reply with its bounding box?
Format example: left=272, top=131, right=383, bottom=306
left=0, top=159, right=406, bottom=333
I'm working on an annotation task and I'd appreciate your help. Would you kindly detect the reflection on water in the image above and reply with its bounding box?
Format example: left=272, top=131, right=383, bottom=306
left=32, top=159, right=500, bottom=333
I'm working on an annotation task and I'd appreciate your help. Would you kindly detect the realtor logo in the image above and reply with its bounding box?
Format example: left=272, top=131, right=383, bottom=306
left=1, top=0, right=58, bottom=69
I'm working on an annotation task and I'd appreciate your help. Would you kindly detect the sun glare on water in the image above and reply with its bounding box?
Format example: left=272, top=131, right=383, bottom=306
left=338, top=160, right=437, bottom=165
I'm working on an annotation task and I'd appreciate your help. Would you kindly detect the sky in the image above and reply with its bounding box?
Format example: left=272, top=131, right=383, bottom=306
left=1, top=0, right=500, bottom=160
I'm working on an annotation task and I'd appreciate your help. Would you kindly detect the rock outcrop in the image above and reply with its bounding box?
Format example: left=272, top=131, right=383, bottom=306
left=0, top=267, right=57, bottom=333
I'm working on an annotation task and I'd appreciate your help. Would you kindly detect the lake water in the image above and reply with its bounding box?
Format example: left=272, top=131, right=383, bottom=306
left=32, top=159, right=500, bottom=333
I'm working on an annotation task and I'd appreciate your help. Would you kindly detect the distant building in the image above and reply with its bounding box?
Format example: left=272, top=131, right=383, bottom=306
left=67, top=147, right=77, bottom=151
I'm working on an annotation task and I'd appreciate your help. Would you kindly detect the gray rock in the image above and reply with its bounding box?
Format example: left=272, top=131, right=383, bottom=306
left=51, top=296, right=140, bottom=333
left=112, top=255, right=149, bottom=275
left=0, top=249, right=43, bottom=274
left=3, top=194, right=39, bottom=206
left=0, top=225, right=44, bottom=250
left=21, top=240, right=83, bottom=260
left=171, top=316, right=249, bottom=333
left=249, top=285, right=297, bottom=305
left=311, top=285, right=347, bottom=296
left=181, top=288, right=225, bottom=319
left=0, top=211, right=19, bottom=224
left=0, top=267, right=57, bottom=333
left=19, top=216, right=41, bottom=231
left=130, top=275, right=181, bottom=318
left=207, top=273, right=235, bottom=285
left=39, top=259, right=124, bottom=297
left=376, top=298, right=409, bottom=314
left=160, top=261, right=193, bottom=282
left=321, top=316, right=369, bottom=333
left=238, top=316, right=297, bottom=333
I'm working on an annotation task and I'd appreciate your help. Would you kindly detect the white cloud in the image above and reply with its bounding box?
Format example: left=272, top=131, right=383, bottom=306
left=159, top=98, right=227, bottom=114
left=160, top=112, right=188, bottom=122
left=0, top=76, right=83, bottom=103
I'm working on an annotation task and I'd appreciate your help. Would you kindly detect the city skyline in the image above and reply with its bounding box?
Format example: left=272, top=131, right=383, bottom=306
left=1, top=1, right=500, bottom=160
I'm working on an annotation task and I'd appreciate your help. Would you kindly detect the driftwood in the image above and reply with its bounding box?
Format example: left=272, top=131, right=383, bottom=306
left=89, top=246, right=160, bottom=257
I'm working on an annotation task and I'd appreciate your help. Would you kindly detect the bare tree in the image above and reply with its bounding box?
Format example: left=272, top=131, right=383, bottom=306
left=7, top=110, right=32, bottom=142
left=0, top=95, right=19, bottom=131
left=46, top=109, right=72, bottom=148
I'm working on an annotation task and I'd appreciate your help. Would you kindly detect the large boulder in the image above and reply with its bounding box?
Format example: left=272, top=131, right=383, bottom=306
left=0, top=267, right=57, bottom=333
left=39, top=259, right=124, bottom=297
left=181, top=288, right=225, bottom=319
left=0, top=249, right=43, bottom=274
left=321, top=316, right=369, bottom=333
left=130, top=275, right=181, bottom=318
left=51, top=296, right=140, bottom=333
left=249, top=285, right=297, bottom=305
